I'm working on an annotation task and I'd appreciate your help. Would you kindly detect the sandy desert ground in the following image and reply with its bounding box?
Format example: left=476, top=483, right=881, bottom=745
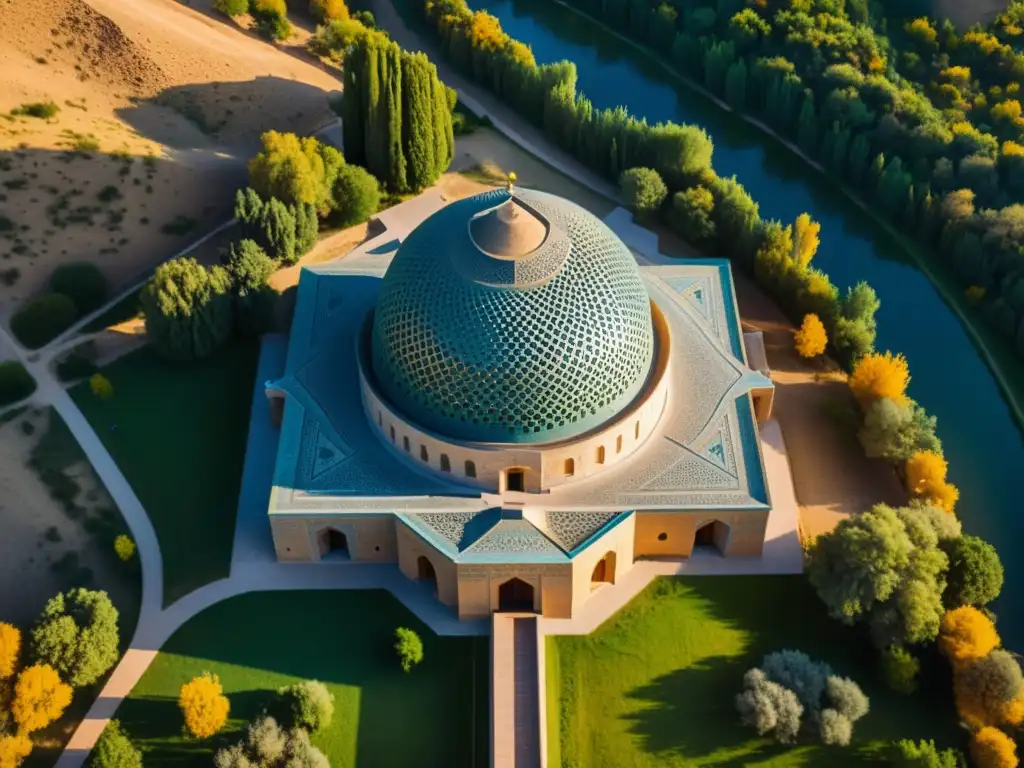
left=0, top=0, right=340, bottom=314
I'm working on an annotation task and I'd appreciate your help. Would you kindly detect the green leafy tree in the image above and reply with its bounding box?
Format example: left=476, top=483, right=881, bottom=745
left=225, top=240, right=277, bottom=335
left=141, top=258, right=234, bottom=362
left=252, top=0, right=292, bottom=41
left=0, top=361, right=36, bottom=406
left=667, top=187, right=716, bottom=246
left=332, top=164, right=381, bottom=228
left=214, top=717, right=328, bottom=768
left=619, top=167, right=667, bottom=223
left=277, top=681, right=334, bottom=733
left=882, top=646, right=920, bottom=694
left=889, top=739, right=961, bottom=768
left=797, top=92, right=818, bottom=155
left=31, top=588, right=119, bottom=688
left=213, top=0, right=249, bottom=15
left=248, top=132, right=344, bottom=214
left=235, top=188, right=317, bottom=265
left=942, top=535, right=1004, bottom=607
left=394, top=627, right=423, bottom=673
left=89, top=720, right=142, bottom=768
left=725, top=59, right=747, bottom=109
left=50, top=263, right=109, bottom=315
left=858, top=397, right=942, bottom=462
left=736, top=668, right=803, bottom=743
left=11, top=293, right=78, bottom=349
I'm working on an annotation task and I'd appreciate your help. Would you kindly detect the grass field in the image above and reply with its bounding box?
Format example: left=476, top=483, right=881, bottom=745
left=548, top=576, right=960, bottom=767
left=114, top=590, right=490, bottom=768
left=71, top=341, right=260, bottom=605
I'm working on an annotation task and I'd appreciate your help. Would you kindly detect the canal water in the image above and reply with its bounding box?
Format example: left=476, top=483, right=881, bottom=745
left=473, top=0, right=1024, bottom=643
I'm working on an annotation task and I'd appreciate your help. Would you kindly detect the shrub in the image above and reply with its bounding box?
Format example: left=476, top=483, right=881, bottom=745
left=0, top=623, right=21, bottom=679
left=619, top=167, right=667, bottom=223
left=666, top=186, right=715, bottom=246
left=942, top=535, right=1004, bottom=607
left=940, top=606, right=1000, bottom=666
left=253, top=0, right=292, bottom=40
left=12, top=664, right=73, bottom=733
left=394, top=627, right=423, bottom=673
left=214, top=716, right=328, bottom=768
left=817, top=707, right=852, bottom=746
left=179, top=672, right=230, bottom=739
left=794, top=313, right=827, bottom=358
left=90, top=374, right=114, bottom=401
left=889, top=739, right=961, bottom=768
left=10, top=293, right=78, bottom=349
left=11, top=102, right=59, bottom=119
left=970, top=727, right=1018, bottom=768
left=277, top=680, right=334, bottom=733
left=848, top=350, right=910, bottom=405
left=141, top=258, right=234, bottom=362
left=113, top=535, right=135, bottom=562
left=89, top=720, right=142, bottom=768
left=309, top=0, right=348, bottom=21
left=332, top=164, right=380, bottom=228
left=50, top=263, right=109, bottom=315
left=906, top=450, right=959, bottom=512
left=857, top=397, right=941, bottom=463
left=882, top=646, right=920, bottom=694
left=761, top=650, right=830, bottom=713
left=225, top=239, right=277, bottom=334
left=213, top=0, right=250, bottom=15
left=954, top=649, right=1024, bottom=728
left=31, top=588, right=119, bottom=688
left=735, top=667, right=802, bottom=743
left=0, top=362, right=35, bottom=406
left=56, top=353, right=97, bottom=383
left=248, top=133, right=343, bottom=214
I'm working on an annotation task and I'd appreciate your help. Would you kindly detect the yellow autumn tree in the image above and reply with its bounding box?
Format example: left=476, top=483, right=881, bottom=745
left=905, top=16, right=937, bottom=45
left=794, top=314, right=827, bottom=358
left=0, top=734, right=32, bottom=768
left=11, top=664, right=72, bottom=734
left=179, top=672, right=229, bottom=739
left=905, top=450, right=959, bottom=512
left=940, top=607, right=1001, bottom=665
left=970, top=727, right=1018, bottom=768
left=792, top=213, right=821, bottom=268
left=89, top=374, right=114, bottom=401
left=848, top=351, right=911, bottom=406
left=0, top=624, right=20, bottom=679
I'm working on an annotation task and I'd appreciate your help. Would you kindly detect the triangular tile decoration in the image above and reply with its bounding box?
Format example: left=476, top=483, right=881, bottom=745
left=465, top=520, right=563, bottom=556
left=544, top=510, right=621, bottom=552
left=702, top=434, right=727, bottom=470
left=664, top=275, right=716, bottom=328
left=642, top=445, right=739, bottom=491
left=312, top=428, right=349, bottom=478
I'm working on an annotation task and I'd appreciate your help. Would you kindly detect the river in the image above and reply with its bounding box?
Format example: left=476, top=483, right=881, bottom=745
left=472, top=0, right=1024, bottom=643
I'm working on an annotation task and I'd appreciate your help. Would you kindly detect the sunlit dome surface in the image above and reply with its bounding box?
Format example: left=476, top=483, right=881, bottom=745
left=370, top=187, right=655, bottom=443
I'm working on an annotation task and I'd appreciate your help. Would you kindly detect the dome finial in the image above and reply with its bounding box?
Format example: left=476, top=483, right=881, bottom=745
left=507, top=171, right=517, bottom=194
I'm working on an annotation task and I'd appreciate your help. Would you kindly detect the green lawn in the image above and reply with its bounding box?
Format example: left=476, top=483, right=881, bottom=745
left=72, top=341, right=260, bottom=605
left=115, top=591, right=489, bottom=768
left=548, top=576, right=959, bottom=768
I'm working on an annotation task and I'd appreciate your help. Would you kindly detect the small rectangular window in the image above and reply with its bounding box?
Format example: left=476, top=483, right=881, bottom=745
left=440, top=454, right=451, bottom=472
left=403, top=436, right=410, bottom=452
left=465, top=460, right=476, bottom=478
left=420, top=445, right=429, bottom=462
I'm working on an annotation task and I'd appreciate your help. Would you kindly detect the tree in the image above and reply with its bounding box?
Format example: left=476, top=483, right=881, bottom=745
left=113, top=535, right=135, bottom=563
left=725, top=59, right=747, bottom=109
left=179, top=672, right=230, bottom=739
left=619, top=168, right=667, bottom=223
left=10, top=294, right=79, bottom=349
left=735, top=668, right=803, bottom=743
left=970, top=727, right=1018, bottom=768
left=940, top=606, right=1000, bottom=666
left=90, top=374, right=113, bottom=401
left=955, top=649, right=1024, bottom=728
left=882, top=645, right=920, bottom=694
left=394, top=627, right=423, bottom=673
left=215, top=717, right=328, bottom=768
left=0, top=362, right=36, bottom=407
left=942, top=535, right=1004, bottom=607
left=0, top=735, right=32, bottom=768
left=818, top=676, right=869, bottom=745
left=248, top=133, right=343, bottom=214
left=141, top=258, right=234, bottom=363
left=50, top=263, right=109, bottom=315
left=848, top=351, right=910, bottom=406
left=234, top=188, right=315, bottom=265
left=666, top=187, right=715, bottom=245
left=252, top=0, right=292, bottom=41
left=225, top=240, right=277, bottom=335
left=31, top=588, right=119, bottom=688
left=797, top=92, right=818, bottom=155
left=213, top=0, right=249, bottom=15
left=309, top=0, right=348, bottom=22
left=905, top=450, right=958, bottom=513
left=858, top=397, right=941, bottom=463
left=332, top=164, right=381, bottom=228
left=12, top=664, right=72, bottom=733
left=890, top=739, right=961, bottom=768
left=795, top=314, right=827, bottom=358
left=0, top=624, right=20, bottom=679
left=89, top=720, right=142, bottom=768
left=277, top=680, right=334, bottom=733
left=807, top=503, right=950, bottom=647
left=761, top=650, right=830, bottom=713
left=792, top=213, right=820, bottom=268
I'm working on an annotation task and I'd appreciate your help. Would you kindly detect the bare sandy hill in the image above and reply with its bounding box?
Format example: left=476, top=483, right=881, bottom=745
left=0, top=0, right=340, bottom=314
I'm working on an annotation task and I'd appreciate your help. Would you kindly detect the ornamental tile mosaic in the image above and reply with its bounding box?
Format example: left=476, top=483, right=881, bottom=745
left=543, top=511, right=622, bottom=552
left=463, top=519, right=563, bottom=557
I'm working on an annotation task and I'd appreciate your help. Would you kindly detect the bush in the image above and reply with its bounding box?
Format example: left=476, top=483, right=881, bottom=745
left=882, top=646, right=920, bottom=694
left=179, top=672, right=230, bottom=739
left=332, top=164, right=380, bottom=228
left=666, top=186, right=715, bottom=246
left=0, top=361, right=35, bottom=406
left=761, top=650, right=830, bottom=713
left=942, top=534, right=1004, bottom=607
left=794, top=313, right=827, bottom=358
left=619, top=167, right=667, bottom=223
left=954, top=649, right=1024, bottom=729
left=50, top=262, right=109, bottom=315
left=277, top=680, right=334, bottom=733
left=253, top=0, right=292, bottom=40
left=848, top=350, right=910, bottom=406
left=940, top=606, right=1000, bottom=666
left=12, top=102, right=59, bottom=119
left=889, top=739, right=961, bottom=768
left=394, top=627, right=423, bottom=673
left=248, top=133, right=343, bottom=214
left=735, top=667, right=803, bottom=743
left=11, top=293, right=79, bottom=349
left=114, top=535, right=136, bottom=562
left=56, top=353, right=98, bottom=383
left=309, top=0, right=348, bottom=21
left=89, top=720, right=142, bottom=768
left=213, top=0, right=250, bottom=15
left=215, top=717, right=328, bottom=768
left=857, top=397, right=941, bottom=463
left=31, top=588, right=119, bottom=688
left=970, top=727, right=1018, bottom=768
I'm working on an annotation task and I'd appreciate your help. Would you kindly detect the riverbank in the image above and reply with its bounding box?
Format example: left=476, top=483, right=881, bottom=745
left=543, top=0, right=1024, bottom=435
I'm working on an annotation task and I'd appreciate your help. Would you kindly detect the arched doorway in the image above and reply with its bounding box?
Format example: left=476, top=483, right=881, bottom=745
left=693, top=520, right=730, bottom=556
left=417, top=555, right=437, bottom=595
left=590, top=551, right=616, bottom=589
left=498, top=578, right=535, bottom=612
left=506, top=468, right=526, bottom=492
left=317, top=527, right=350, bottom=560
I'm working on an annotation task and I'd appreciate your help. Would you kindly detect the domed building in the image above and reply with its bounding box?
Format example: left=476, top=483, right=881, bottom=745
left=264, top=185, right=777, bottom=620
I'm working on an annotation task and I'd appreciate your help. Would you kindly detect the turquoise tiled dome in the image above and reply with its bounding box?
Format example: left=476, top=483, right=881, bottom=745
left=370, top=188, right=654, bottom=443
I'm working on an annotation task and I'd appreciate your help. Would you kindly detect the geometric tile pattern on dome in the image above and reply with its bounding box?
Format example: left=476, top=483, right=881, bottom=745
left=543, top=510, right=622, bottom=552
left=370, top=188, right=655, bottom=443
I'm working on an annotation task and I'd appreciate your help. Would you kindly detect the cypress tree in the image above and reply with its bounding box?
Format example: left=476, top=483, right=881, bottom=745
left=385, top=43, right=407, bottom=192
left=366, top=41, right=388, bottom=183
left=294, top=203, right=319, bottom=256
left=797, top=92, right=818, bottom=155
left=725, top=59, right=747, bottom=109
left=402, top=54, right=436, bottom=191
left=431, top=72, right=454, bottom=178
left=848, top=133, right=871, bottom=185
left=342, top=42, right=367, bottom=166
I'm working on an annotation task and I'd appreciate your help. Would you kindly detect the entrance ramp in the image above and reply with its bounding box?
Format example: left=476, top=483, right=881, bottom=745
left=491, top=613, right=545, bottom=768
